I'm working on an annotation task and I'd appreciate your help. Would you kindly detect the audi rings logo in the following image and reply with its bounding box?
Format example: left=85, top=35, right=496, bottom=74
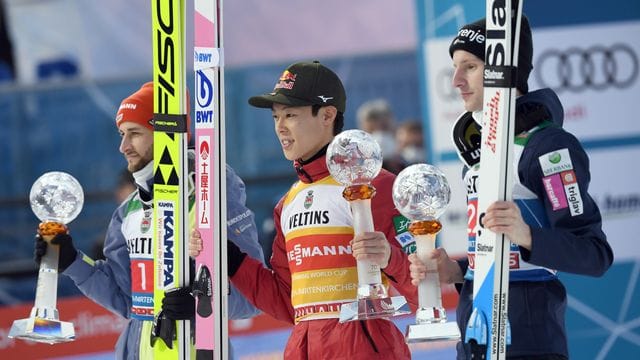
left=535, top=44, right=638, bottom=93
left=196, top=70, right=214, bottom=108
left=436, top=68, right=460, bottom=101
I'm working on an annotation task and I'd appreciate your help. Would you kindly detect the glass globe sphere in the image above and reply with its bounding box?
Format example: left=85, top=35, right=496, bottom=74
left=30, top=171, right=84, bottom=224
left=327, top=129, right=383, bottom=185
left=392, top=164, right=450, bottom=221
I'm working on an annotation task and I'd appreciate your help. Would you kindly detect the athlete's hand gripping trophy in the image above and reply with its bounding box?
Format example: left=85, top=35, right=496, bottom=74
left=327, top=129, right=410, bottom=323
left=9, top=171, right=84, bottom=344
left=392, top=164, right=461, bottom=342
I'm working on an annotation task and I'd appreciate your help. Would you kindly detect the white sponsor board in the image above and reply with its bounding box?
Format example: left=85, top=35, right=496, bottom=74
left=587, top=147, right=640, bottom=261
left=530, top=21, right=640, bottom=139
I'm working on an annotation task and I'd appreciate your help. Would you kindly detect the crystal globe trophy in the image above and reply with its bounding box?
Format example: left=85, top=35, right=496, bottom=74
left=392, top=164, right=460, bottom=342
left=327, top=129, right=409, bottom=323
left=9, top=171, right=84, bottom=344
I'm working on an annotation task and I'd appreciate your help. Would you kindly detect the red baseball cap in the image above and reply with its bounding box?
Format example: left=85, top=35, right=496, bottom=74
left=115, top=82, right=192, bottom=139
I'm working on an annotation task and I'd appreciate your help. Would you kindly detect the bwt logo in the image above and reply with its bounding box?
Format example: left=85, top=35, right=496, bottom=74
left=196, top=70, right=214, bottom=123
left=196, top=70, right=214, bottom=108
left=196, top=110, right=213, bottom=123
left=194, top=51, right=212, bottom=63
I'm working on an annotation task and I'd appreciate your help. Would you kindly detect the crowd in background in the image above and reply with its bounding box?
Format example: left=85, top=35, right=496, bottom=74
left=356, top=98, right=426, bottom=174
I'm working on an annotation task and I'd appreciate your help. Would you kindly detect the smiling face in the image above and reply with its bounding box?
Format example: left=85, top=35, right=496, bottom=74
left=271, top=103, right=336, bottom=161
left=452, top=49, right=485, bottom=112
left=118, top=122, right=154, bottom=173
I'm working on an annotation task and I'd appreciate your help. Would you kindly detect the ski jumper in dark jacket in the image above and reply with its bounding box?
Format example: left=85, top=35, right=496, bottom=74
left=453, top=89, right=613, bottom=359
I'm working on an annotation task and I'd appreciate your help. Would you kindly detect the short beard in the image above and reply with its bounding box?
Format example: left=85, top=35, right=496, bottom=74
left=127, top=148, right=153, bottom=173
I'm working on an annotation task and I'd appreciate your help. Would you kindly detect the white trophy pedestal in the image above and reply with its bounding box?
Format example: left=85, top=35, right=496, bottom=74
left=405, top=306, right=460, bottom=343
left=406, top=321, right=461, bottom=343
left=9, top=243, right=75, bottom=344
left=9, top=315, right=75, bottom=345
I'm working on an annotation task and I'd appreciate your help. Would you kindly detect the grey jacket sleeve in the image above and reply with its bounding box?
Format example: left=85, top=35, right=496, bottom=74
left=225, top=165, right=265, bottom=319
left=62, top=203, right=132, bottom=318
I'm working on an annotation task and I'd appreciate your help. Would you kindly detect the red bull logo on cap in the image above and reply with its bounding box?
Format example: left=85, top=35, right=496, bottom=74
left=275, top=70, right=297, bottom=90
left=279, top=70, right=297, bottom=82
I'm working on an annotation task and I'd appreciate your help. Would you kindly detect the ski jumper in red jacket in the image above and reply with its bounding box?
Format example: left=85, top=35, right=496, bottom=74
left=231, top=151, right=418, bottom=360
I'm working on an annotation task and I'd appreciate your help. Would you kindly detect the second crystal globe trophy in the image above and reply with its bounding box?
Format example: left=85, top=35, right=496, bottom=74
left=392, top=163, right=460, bottom=342
left=327, top=129, right=409, bottom=323
left=9, top=171, right=84, bottom=344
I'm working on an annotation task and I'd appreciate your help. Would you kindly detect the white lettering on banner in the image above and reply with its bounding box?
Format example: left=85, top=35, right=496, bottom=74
left=119, top=103, right=137, bottom=110
left=292, top=269, right=348, bottom=280
left=456, top=28, right=485, bottom=44
left=484, top=69, right=505, bottom=80
left=287, top=244, right=352, bottom=266
left=132, top=295, right=154, bottom=304
left=294, top=302, right=346, bottom=318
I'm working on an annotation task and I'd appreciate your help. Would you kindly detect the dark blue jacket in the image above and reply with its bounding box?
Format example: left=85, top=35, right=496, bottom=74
left=455, top=89, right=613, bottom=358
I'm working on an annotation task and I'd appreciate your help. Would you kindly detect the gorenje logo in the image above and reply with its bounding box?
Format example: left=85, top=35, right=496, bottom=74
left=457, top=28, right=485, bottom=45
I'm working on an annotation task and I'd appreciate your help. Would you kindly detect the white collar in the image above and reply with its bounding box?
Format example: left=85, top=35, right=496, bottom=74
left=132, top=161, right=154, bottom=192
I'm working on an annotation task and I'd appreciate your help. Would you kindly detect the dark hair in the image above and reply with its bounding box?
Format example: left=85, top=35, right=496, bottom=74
left=312, top=104, right=344, bottom=135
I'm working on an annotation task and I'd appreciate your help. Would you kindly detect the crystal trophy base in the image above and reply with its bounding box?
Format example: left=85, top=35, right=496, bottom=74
left=9, top=307, right=75, bottom=344
left=339, top=294, right=410, bottom=323
left=405, top=306, right=460, bottom=343
left=406, top=321, right=461, bottom=343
